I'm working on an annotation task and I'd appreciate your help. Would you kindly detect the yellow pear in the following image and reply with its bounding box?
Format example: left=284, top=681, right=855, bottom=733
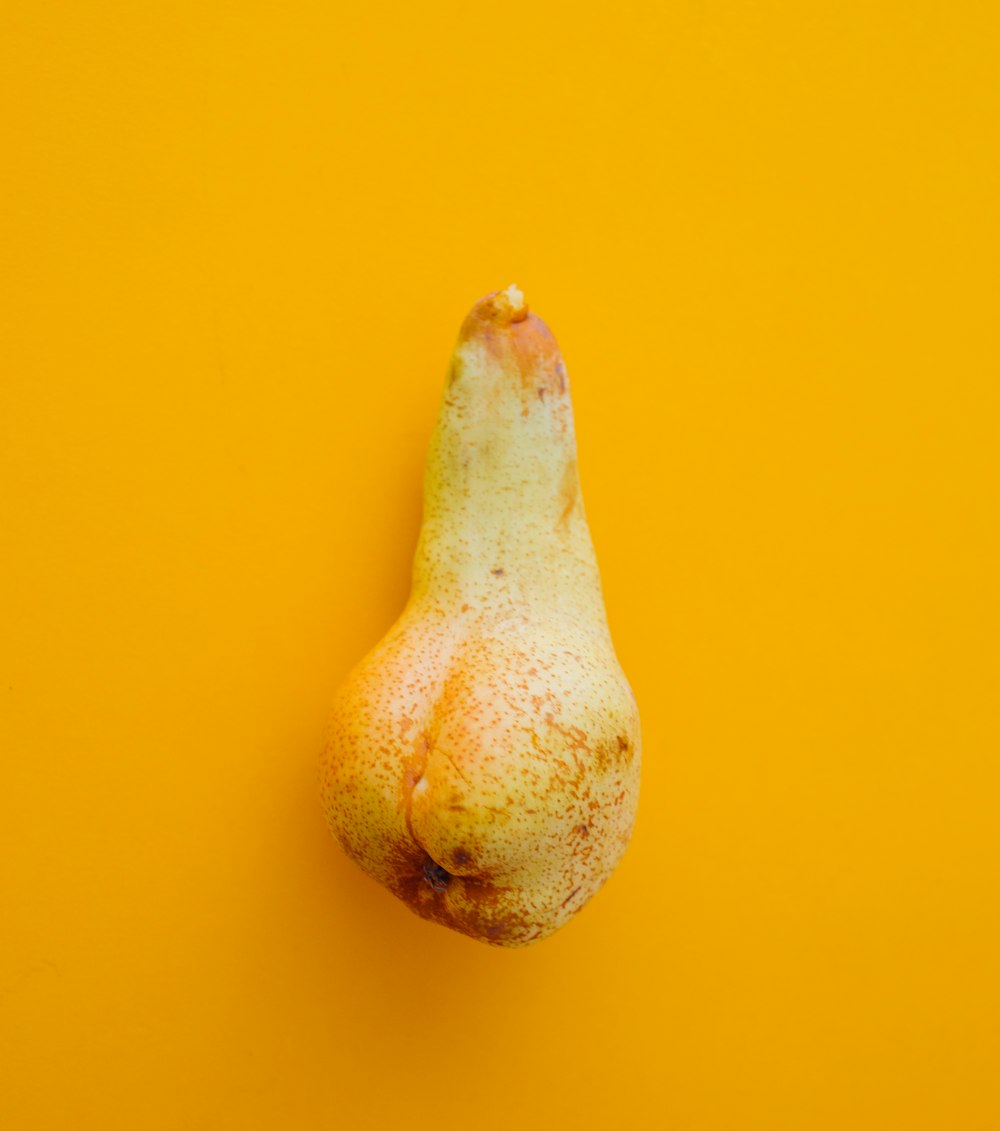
left=320, top=285, right=641, bottom=946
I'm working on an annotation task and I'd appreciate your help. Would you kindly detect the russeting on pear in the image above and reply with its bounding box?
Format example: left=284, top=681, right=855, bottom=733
left=320, top=286, right=641, bottom=946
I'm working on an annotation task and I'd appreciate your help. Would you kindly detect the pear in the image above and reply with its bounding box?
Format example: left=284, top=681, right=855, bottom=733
left=320, top=285, right=641, bottom=946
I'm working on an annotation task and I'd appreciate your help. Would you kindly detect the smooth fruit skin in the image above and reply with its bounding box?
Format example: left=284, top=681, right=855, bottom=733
left=320, top=287, right=641, bottom=947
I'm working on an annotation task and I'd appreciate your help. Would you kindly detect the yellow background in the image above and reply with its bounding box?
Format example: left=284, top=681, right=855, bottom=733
left=2, top=2, right=998, bottom=1128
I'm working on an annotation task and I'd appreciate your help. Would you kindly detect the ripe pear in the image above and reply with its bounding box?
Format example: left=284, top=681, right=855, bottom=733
left=320, top=285, right=641, bottom=946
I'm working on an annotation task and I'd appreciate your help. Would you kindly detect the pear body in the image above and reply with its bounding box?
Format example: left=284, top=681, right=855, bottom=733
left=320, top=288, right=641, bottom=946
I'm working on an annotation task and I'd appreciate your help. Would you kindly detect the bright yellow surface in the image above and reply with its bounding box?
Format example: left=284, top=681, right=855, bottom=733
left=2, top=3, right=998, bottom=1128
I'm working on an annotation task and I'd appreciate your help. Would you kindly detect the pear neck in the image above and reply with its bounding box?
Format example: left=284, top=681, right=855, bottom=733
left=411, top=309, right=603, bottom=612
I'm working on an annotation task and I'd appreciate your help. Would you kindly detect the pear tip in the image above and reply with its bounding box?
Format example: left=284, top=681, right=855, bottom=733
left=499, top=283, right=528, bottom=322
left=477, top=284, right=529, bottom=326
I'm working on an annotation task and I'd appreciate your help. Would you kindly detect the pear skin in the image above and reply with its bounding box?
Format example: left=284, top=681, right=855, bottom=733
left=320, top=286, right=641, bottom=946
